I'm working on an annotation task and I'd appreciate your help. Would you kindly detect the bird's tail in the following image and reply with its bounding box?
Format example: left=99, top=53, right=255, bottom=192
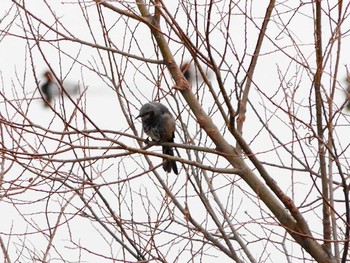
left=162, top=146, right=178, bottom=175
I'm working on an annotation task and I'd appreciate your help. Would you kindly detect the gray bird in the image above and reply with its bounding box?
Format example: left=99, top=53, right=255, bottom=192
left=137, top=102, right=179, bottom=174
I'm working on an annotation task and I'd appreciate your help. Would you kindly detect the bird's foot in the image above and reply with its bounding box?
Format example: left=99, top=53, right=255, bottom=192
left=144, top=137, right=151, bottom=144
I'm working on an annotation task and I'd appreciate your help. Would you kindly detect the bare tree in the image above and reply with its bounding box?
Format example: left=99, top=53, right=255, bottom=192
left=1, top=0, right=350, bottom=262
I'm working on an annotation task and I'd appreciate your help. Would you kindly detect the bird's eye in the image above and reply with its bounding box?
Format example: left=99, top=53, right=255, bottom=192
left=146, top=111, right=154, bottom=118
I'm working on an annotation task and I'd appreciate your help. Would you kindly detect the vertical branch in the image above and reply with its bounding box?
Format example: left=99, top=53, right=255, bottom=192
left=332, top=2, right=350, bottom=261
left=313, top=0, right=331, bottom=253
left=0, top=121, right=5, bottom=189
left=205, top=0, right=235, bottom=126
left=328, top=1, right=343, bottom=260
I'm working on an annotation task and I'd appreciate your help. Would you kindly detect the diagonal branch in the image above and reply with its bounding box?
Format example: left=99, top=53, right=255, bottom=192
left=313, top=0, right=332, bottom=255
left=135, top=0, right=336, bottom=262
left=236, top=0, right=275, bottom=140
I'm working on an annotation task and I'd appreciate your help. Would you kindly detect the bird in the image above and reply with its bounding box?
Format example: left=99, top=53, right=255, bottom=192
left=180, top=60, right=211, bottom=85
left=346, top=67, right=350, bottom=110
left=41, top=71, right=54, bottom=106
left=180, top=62, right=192, bottom=82
left=40, top=70, right=79, bottom=107
left=137, top=102, right=179, bottom=174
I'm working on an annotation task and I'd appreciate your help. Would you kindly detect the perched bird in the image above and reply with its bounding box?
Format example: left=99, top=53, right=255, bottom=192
left=40, top=70, right=79, bottom=107
left=137, top=102, right=179, bottom=174
left=41, top=71, right=54, bottom=106
left=180, top=62, right=192, bottom=82
left=346, top=67, right=350, bottom=110
left=180, top=60, right=211, bottom=85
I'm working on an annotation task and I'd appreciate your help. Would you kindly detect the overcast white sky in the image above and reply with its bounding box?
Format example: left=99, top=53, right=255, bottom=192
left=1, top=0, right=350, bottom=262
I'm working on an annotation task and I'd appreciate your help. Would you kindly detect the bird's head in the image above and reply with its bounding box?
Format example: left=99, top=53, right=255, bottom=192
left=137, top=103, right=157, bottom=122
left=43, top=71, right=53, bottom=82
